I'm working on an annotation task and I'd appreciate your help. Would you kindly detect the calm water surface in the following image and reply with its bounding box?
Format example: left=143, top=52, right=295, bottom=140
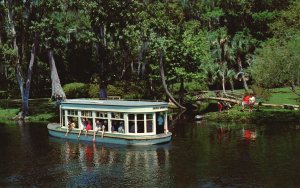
left=0, top=117, right=299, bottom=187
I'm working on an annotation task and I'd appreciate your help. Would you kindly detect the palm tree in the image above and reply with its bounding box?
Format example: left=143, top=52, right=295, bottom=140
left=231, top=31, right=256, bottom=91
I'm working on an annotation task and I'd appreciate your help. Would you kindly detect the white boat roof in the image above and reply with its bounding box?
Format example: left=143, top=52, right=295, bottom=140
left=61, top=99, right=168, bottom=107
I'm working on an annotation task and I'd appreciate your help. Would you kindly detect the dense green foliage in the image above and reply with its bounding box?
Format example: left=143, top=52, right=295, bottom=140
left=251, top=1, right=300, bottom=88
left=0, top=0, right=299, bottom=103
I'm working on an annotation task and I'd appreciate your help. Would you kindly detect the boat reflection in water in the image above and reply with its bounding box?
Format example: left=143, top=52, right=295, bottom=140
left=50, top=138, right=171, bottom=187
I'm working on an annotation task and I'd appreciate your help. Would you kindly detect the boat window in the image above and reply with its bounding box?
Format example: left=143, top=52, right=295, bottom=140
left=80, top=118, right=93, bottom=130
left=146, top=120, right=153, bottom=132
left=128, top=114, right=136, bottom=133
left=128, top=114, right=135, bottom=120
left=81, top=111, right=92, bottom=117
left=146, top=114, right=153, bottom=119
left=129, top=121, right=135, bottom=133
left=111, top=112, right=124, bottom=119
left=146, top=114, right=153, bottom=133
left=137, top=114, right=144, bottom=120
left=96, top=112, right=108, bottom=118
left=68, top=110, right=77, bottom=116
left=67, top=117, right=79, bottom=129
left=95, top=119, right=108, bottom=131
left=156, top=112, right=165, bottom=134
left=128, top=113, right=154, bottom=134
left=111, top=120, right=125, bottom=133
left=137, top=114, right=145, bottom=133
left=137, top=120, right=144, bottom=133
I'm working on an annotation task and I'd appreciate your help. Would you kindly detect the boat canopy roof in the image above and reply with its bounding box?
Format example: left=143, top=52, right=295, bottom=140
left=61, top=99, right=167, bottom=107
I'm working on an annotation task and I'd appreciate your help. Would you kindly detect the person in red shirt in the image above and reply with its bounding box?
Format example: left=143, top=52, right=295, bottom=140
left=241, top=94, right=250, bottom=112
left=217, top=101, right=223, bottom=112
left=85, top=120, right=92, bottom=136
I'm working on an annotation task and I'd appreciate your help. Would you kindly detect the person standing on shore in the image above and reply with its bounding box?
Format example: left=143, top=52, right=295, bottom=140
left=241, top=94, right=250, bottom=112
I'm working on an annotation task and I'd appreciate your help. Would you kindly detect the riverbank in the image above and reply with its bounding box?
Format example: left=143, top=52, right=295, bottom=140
left=0, top=99, right=58, bottom=124
left=205, top=105, right=300, bottom=123
left=1, top=91, right=299, bottom=124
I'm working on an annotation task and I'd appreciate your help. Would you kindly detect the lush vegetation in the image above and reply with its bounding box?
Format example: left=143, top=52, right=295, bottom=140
left=0, top=0, right=299, bottom=116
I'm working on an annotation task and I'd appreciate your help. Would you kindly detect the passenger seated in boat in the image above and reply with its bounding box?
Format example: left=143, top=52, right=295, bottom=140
left=93, top=120, right=105, bottom=141
left=156, top=113, right=164, bottom=134
left=118, top=122, right=125, bottom=133
left=78, top=118, right=87, bottom=138
left=85, top=120, right=92, bottom=136
left=65, top=120, right=76, bottom=137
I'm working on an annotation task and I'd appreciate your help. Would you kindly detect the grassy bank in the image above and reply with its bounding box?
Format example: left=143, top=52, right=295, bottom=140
left=205, top=106, right=300, bottom=123
left=267, top=87, right=300, bottom=104
left=0, top=98, right=58, bottom=124
left=205, top=87, right=300, bottom=123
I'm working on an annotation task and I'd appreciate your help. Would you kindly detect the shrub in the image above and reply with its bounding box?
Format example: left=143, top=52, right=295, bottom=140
left=107, top=85, right=123, bottom=97
left=63, top=82, right=89, bottom=98
left=251, top=84, right=271, bottom=101
left=87, top=84, right=124, bottom=98
left=88, top=84, right=99, bottom=98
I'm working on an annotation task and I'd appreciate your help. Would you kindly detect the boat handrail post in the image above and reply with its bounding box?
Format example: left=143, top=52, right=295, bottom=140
left=92, top=111, right=96, bottom=131
left=78, top=110, right=82, bottom=129
left=153, top=113, right=157, bottom=134
left=108, top=112, right=112, bottom=132
left=59, top=105, right=62, bottom=127
left=124, top=113, right=129, bottom=134
left=164, top=111, right=168, bottom=134
left=64, top=109, right=68, bottom=128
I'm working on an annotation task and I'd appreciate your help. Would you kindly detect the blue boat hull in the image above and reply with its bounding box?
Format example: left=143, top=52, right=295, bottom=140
left=47, top=123, right=172, bottom=145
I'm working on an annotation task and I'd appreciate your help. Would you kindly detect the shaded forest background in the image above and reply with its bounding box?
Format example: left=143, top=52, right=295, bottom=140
left=0, top=0, right=299, bottom=104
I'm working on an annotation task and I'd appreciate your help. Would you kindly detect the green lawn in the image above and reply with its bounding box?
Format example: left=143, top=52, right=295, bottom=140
left=267, top=87, right=300, bottom=105
left=212, top=86, right=300, bottom=105
left=0, top=98, right=58, bottom=123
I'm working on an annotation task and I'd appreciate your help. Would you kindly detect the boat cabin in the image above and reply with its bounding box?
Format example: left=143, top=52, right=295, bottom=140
left=59, top=99, right=169, bottom=136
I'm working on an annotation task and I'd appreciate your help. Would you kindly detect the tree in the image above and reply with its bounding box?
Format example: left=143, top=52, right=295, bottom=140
left=230, top=30, right=257, bottom=91
left=251, top=37, right=300, bottom=90
left=252, top=1, right=300, bottom=92
left=1, top=0, right=38, bottom=117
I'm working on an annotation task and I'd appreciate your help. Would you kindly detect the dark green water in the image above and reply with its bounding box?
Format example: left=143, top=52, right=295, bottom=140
left=0, top=119, right=299, bottom=187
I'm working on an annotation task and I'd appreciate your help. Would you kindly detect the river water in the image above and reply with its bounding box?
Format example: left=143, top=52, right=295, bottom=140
left=0, top=117, right=299, bottom=187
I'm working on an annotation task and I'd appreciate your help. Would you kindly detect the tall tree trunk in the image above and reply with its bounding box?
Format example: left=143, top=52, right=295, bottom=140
left=178, top=78, right=185, bottom=104
left=159, top=51, right=186, bottom=110
left=22, top=42, right=36, bottom=116
left=237, top=56, right=249, bottom=91
left=48, top=50, right=66, bottom=100
left=229, top=79, right=235, bottom=91
left=7, top=0, right=26, bottom=118
left=221, top=70, right=226, bottom=95
left=8, top=0, right=24, bottom=100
